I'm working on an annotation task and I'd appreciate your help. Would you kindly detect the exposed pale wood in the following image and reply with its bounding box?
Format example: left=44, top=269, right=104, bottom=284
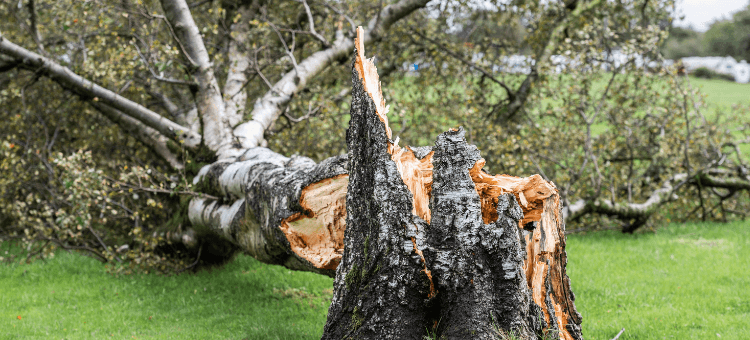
left=279, top=175, right=347, bottom=270
left=525, top=195, right=580, bottom=340
left=354, top=26, right=390, bottom=138
left=469, top=159, right=557, bottom=226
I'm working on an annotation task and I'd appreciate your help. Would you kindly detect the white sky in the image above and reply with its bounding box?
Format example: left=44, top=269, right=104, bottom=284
left=674, top=0, right=749, bottom=32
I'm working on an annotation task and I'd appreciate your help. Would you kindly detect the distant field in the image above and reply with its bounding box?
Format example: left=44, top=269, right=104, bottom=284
left=689, top=77, right=750, bottom=111
left=3, top=220, right=749, bottom=339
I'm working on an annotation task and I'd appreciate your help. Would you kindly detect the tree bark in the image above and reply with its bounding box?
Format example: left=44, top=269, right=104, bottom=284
left=0, top=34, right=200, bottom=148
left=321, top=36, right=433, bottom=339
left=423, top=129, right=542, bottom=339
left=160, top=0, right=238, bottom=159
left=318, top=29, right=582, bottom=340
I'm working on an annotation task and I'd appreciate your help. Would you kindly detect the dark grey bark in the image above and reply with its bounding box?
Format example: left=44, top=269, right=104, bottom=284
left=322, top=47, right=583, bottom=340
left=321, top=52, right=431, bottom=340
left=425, top=128, right=543, bottom=339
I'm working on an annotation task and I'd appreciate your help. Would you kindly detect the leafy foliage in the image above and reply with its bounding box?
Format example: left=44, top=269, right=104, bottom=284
left=2, top=0, right=750, bottom=271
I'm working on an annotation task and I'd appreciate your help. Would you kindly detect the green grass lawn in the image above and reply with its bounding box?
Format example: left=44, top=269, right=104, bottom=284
left=0, top=247, right=333, bottom=339
left=569, top=220, right=750, bottom=339
left=3, top=220, right=749, bottom=339
left=689, top=77, right=750, bottom=112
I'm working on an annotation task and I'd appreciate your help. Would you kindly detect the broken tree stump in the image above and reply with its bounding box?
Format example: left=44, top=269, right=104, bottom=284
left=321, top=27, right=582, bottom=340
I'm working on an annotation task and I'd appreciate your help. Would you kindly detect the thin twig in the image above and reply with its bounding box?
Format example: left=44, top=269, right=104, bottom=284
left=176, top=242, right=203, bottom=273
left=411, top=28, right=514, bottom=95
left=284, top=101, right=321, bottom=123
left=267, top=21, right=300, bottom=77
left=132, top=42, right=198, bottom=88
left=137, top=10, right=199, bottom=67
left=102, top=176, right=219, bottom=200
left=88, top=225, right=122, bottom=263
left=317, top=1, right=356, bottom=35
left=611, top=328, right=625, bottom=340
left=296, top=0, right=329, bottom=46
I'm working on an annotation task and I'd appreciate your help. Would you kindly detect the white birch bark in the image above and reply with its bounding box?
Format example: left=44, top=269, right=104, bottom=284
left=223, top=3, right=261, bottom=129
left=232, top=0, right=432, bottom=149
left=160, top=0, right=239, bottom=159
left=0, top=34, right=200, bottom=148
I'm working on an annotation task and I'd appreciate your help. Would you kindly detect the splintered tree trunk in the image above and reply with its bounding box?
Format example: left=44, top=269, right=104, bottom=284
left=321, top=28, right=582, bottom=340
left=186, top=28, right=581, bottom=340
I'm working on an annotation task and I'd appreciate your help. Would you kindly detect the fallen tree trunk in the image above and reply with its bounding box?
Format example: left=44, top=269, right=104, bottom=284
left=189, top=28, right=582, bottom=339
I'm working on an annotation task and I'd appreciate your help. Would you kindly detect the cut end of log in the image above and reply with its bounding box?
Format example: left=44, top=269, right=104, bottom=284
left=279, top=175, right=348, bottom=270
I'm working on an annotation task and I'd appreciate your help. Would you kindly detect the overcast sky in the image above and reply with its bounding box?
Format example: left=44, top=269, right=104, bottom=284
left=674, top=0, right=749, bottom=32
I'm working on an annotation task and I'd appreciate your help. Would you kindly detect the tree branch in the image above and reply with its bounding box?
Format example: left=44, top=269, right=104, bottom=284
left=90, top=102, right=185, bottom=170
left=222, top=3, right=259, bottom=129
left=232, top=0, right=432, bottom=149
left=499, top=0, right=604, bottom=122
left=147, top=90, right=200, bottom=134
left=411, top=28, right=514, bottom=95
left=132, top=42, right=199, bottom=89
left=160, top=0, right=237, bottom=158
left=297, top=0, right=329, bottom=46
left=0, top=34, right=201, bottom=148
left=26, top=0, right=45, bottom=54
left=564, top=173, right=687, bottom=230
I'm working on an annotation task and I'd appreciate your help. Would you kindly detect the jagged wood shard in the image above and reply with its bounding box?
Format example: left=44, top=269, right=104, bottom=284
left=321, top=28, right=433, bottom=338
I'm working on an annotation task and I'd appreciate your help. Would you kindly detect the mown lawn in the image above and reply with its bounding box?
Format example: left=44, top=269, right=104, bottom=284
left=569, top=220, right=750, bottom=339
left=689, top=77, right=750, bottom=111
left=0, top=247, right=334, bottom=340
left=2, top=220, right=749, bottom=339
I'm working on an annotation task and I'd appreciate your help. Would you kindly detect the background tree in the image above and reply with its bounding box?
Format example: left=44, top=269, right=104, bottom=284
left=661, top=26, right=703, bottom=59
left=703, top=4, right=750, bottom=61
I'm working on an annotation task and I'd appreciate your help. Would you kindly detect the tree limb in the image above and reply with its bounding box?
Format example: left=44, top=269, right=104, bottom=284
left=160, top=0, right=238, bottom=158
left=26, top=0, right=45, bottom=54
left=232, top=0, right=431, bottom=149
left=564, top=173, right=687, bottom=229
left=0, top=34, right=201, bottom=148
left=89, top=102, right=185, bottom=170
left=500, top=0, right=604, bottom=122
left=222, top=3, right=259, bottom=129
